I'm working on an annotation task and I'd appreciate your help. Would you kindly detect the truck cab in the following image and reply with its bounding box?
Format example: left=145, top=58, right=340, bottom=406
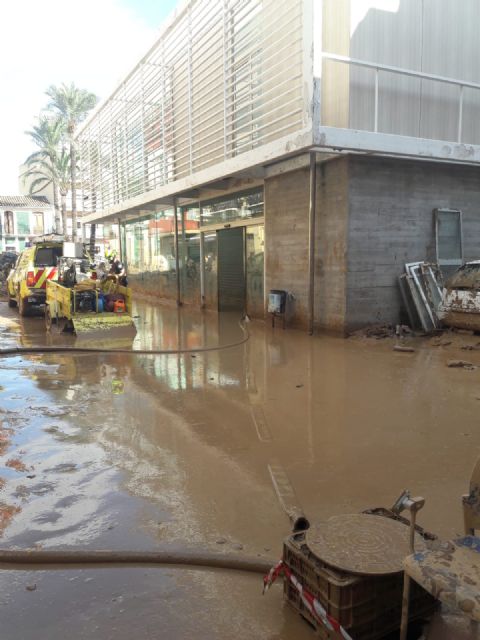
left=7, top=241, right=63, bottom=316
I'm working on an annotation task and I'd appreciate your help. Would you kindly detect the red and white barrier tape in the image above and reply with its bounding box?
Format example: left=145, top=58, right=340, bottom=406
left=263, top=560, right=353, bottom=640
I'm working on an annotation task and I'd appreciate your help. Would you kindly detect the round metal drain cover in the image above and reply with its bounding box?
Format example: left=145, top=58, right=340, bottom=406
left=306, top=514, right=426, bottom=575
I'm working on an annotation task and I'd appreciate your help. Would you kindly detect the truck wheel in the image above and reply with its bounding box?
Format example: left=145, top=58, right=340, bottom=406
left=18, top=297, right=30, bottom=317
left=8, top=297, right=17, bottom=308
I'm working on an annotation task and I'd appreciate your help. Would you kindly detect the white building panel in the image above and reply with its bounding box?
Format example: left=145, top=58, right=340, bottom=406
left=319, top=0, right=480, bottom=144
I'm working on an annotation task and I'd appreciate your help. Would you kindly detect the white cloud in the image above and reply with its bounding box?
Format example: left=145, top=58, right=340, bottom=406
left=0, top=0, right=158, bottom=193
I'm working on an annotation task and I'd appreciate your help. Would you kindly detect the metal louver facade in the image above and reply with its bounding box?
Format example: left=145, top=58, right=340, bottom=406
left=78, top=0, right=309, bottom=218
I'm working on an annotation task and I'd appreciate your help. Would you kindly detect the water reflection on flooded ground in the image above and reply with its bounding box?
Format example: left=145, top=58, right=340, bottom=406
left=0, top=300, right=479, bottom=638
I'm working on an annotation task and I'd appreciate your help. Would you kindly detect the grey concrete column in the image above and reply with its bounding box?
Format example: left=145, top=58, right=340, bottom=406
left=174, top=198, right=182, bottom=306
left=199, top=231, right=205, bottom=308
left=117, top=218, right=123, bottom=262
left=308, top=152, right=317, bottom=335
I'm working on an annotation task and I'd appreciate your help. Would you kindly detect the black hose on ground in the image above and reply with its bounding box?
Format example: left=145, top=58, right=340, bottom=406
left=0, top=321, right=250, bottom=357
left=0, top=343, right=245, bottom=356
left=0, top=548, right=274, bottom=574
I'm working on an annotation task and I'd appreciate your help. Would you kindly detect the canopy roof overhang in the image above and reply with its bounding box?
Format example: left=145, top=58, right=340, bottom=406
left=83, top=125, right=480, bottom=226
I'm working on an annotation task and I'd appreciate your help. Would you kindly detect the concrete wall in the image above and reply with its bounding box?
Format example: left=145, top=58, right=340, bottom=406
left=126, top=154, right=480, bottom=334
left=346, top=156, right=480, bottom=331
left=265, top=168, right=310, bottom=327
left=264, top=158, right=349, bottom=330
left=315, top=158, right=349, bottom=332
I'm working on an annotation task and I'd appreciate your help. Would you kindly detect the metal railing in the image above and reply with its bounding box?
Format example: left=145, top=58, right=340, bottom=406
left=322, top=52, right=480, bottom=143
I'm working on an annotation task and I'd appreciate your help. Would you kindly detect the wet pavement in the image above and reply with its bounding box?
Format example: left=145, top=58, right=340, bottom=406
left=0, top=299, right=480, bottom=638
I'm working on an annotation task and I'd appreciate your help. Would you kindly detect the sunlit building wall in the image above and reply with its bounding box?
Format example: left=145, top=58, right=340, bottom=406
left=77, top=0, right=480, bottom=331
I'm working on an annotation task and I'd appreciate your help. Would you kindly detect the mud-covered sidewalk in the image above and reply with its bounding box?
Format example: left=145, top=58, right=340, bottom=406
left=0, top=300, right=479, bottom=639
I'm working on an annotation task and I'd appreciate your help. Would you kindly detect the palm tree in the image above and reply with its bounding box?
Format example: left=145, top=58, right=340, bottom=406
left=46, top=83, right=97, bottom=240
left=22, top=150, right=71, bottom=239
left=24, top=116, right=65, bottom=234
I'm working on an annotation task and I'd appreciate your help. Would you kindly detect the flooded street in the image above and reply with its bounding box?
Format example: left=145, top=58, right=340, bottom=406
left=0, top=299, right=480, bottom=638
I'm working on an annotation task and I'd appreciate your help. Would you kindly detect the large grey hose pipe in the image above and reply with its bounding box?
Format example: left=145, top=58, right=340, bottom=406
left=0, top=321, right=250, bottom=357
left=0, top=337, right=249, bottom=357
left=0, top=548, right=275, bottom=574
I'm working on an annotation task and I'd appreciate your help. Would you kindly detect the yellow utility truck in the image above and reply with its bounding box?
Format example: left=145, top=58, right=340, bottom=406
left=44, top=242, right=136, bottom=337
left=7, top=238, right=63, bottom=315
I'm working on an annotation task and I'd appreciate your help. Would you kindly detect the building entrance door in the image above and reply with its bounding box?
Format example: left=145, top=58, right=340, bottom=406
left=217, top=227, right=245, bottom=312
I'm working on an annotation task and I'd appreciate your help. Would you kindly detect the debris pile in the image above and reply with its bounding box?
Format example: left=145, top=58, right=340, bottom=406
left=359, top=324, right=395, bottom=339
left=393, top=345, right=415, bottom=353
left=430, top=337, right=452, bottom=347
left=349, top=324, right=412, bottom=340
left=461, top=343, right=480, bottom=351
left=447, top=360, right=476, bottom=370
left=398, top=262, right=443, bottom=332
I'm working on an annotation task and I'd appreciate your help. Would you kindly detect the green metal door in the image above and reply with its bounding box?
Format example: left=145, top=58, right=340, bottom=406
left=217, top=227, right=245, bottom=312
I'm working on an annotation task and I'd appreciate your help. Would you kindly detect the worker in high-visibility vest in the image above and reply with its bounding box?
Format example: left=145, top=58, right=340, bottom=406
left=104, top=245, right=116, bottom=261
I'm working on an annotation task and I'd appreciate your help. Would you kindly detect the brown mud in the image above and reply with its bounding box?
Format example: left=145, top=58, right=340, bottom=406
left=0, top=301, right=479, bottom=638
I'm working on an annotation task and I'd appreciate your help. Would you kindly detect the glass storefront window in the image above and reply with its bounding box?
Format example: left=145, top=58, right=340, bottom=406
left=123, top=209, right=178, bottom=299
left=121, top=191, right=264, bottom=313
left=124, top=210, right=178, bottom=274
left=183, top=206, right=200, bottom=226
left=200, top=189, right=263, bottom=226
left=203, top=232, right=218, bottom=308
left=179, top=206, right=201, bottom=304
left=179, top=233, right=201, bottom=304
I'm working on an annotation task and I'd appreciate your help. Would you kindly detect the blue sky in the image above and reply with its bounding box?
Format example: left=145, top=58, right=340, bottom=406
left=121, top=0, right=179, bottom=27
left=0, top=0, right=181, bottom=193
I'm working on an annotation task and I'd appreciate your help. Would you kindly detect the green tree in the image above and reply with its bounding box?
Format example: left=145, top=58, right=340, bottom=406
left=22, top=150, right=71, bottom=239
left=24, top=115, right=65, bottom=234
left=46, top=83, right=97, bottom=240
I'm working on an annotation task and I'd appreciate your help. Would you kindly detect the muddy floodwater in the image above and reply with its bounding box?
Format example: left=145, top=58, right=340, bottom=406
left=0, top=300, right=479, bottom=639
